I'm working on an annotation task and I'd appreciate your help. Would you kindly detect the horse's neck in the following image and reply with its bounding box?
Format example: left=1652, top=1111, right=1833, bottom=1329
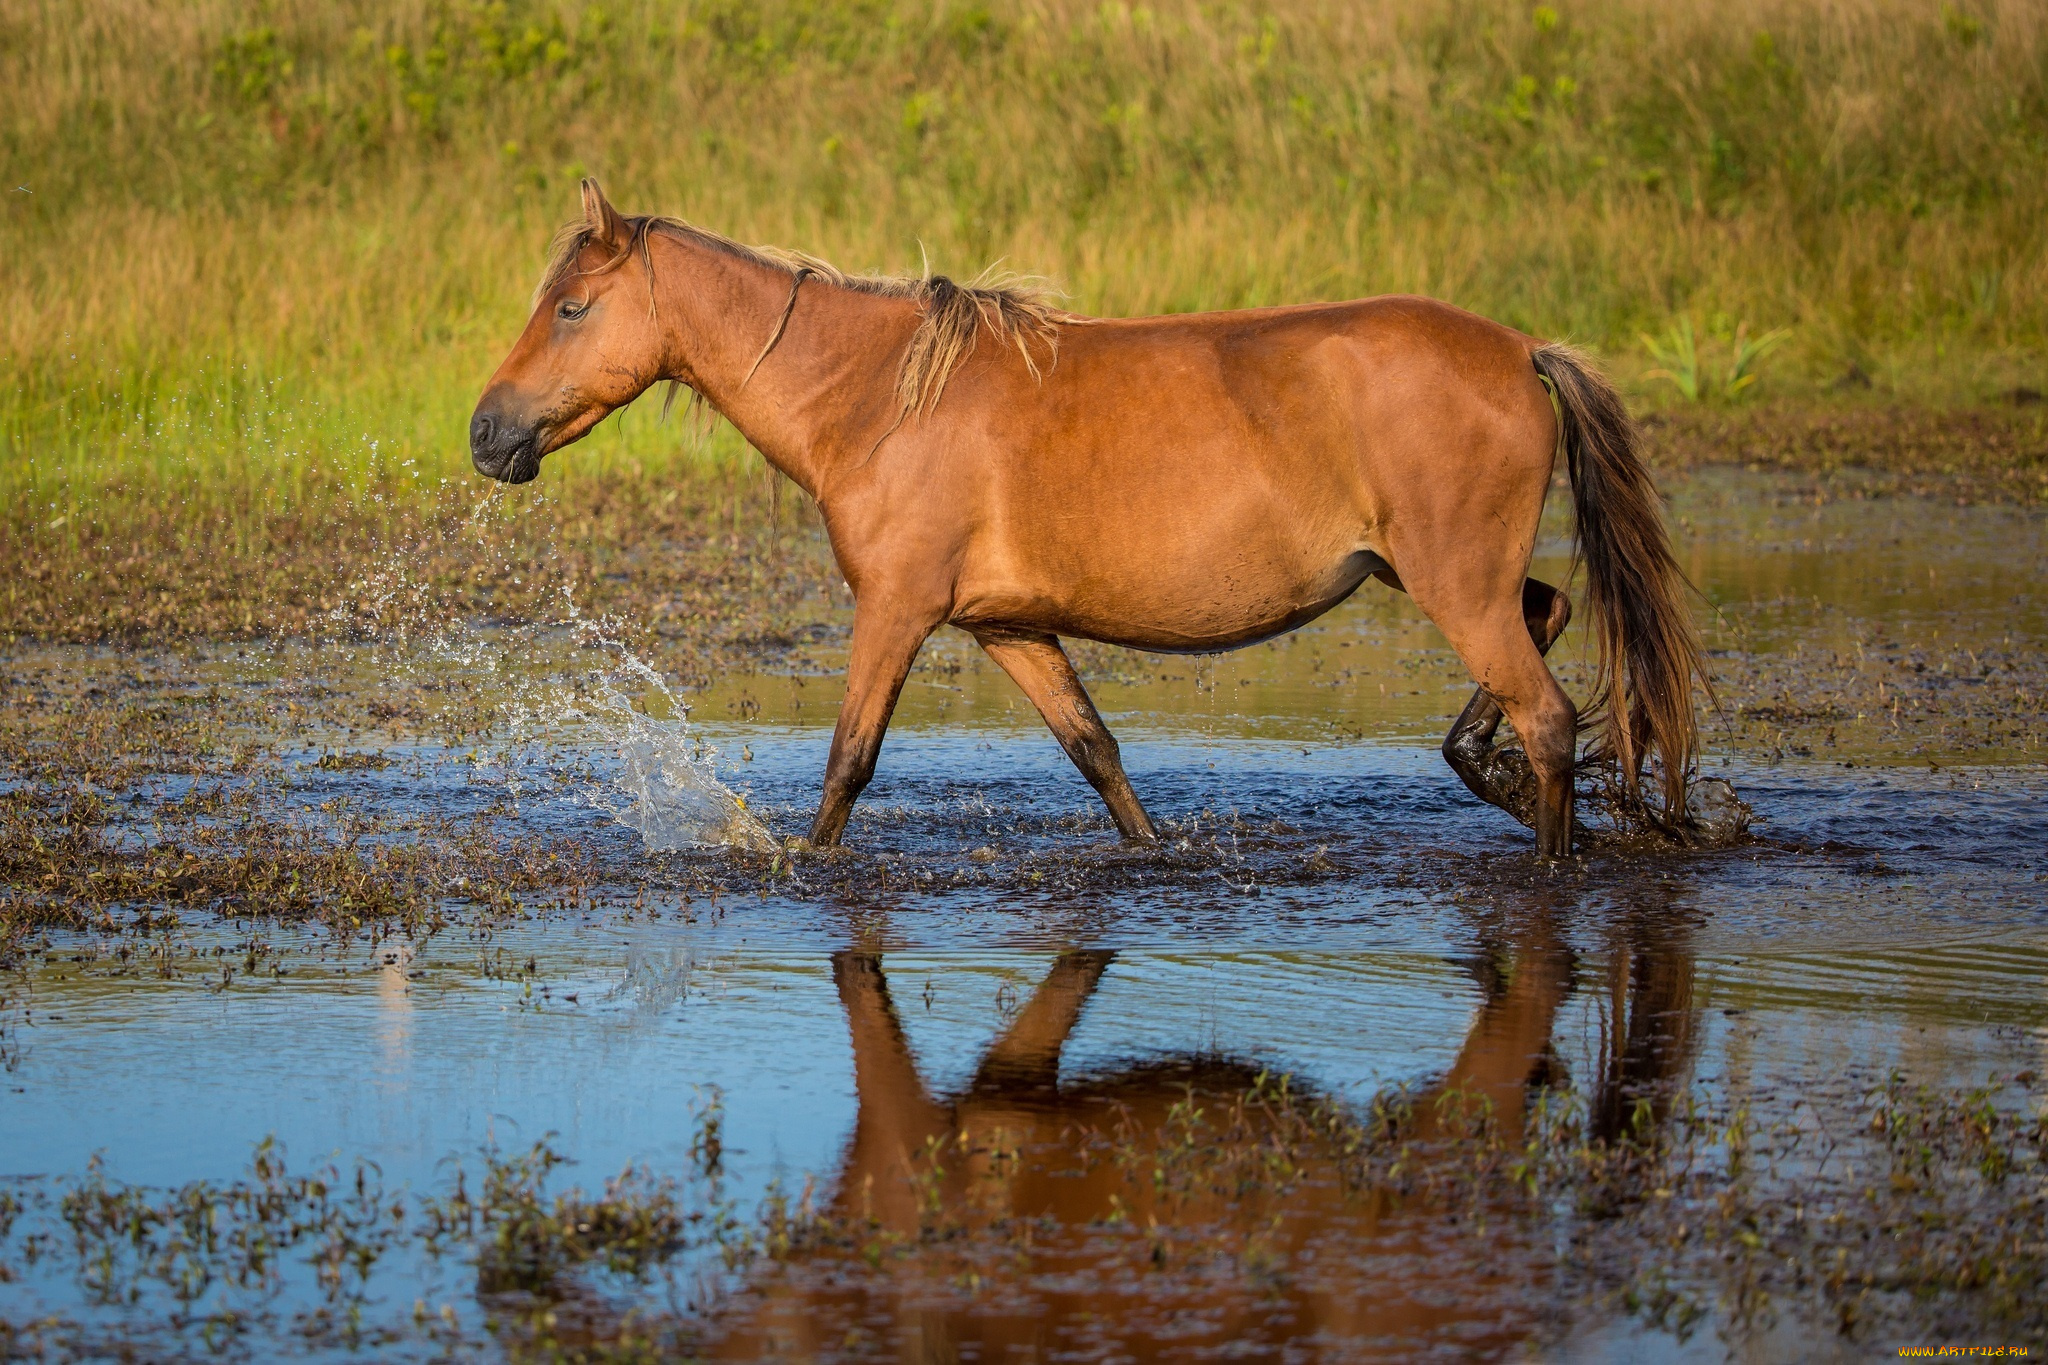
left=652, top=235, right=911, bottom=500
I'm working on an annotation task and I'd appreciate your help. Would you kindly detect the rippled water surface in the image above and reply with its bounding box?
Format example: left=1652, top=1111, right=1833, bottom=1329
left=2, top=470, right=2044, bottom=1361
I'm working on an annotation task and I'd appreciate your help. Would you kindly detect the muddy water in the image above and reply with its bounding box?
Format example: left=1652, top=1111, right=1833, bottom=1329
left=2, top=470, right=2045, bottom=1361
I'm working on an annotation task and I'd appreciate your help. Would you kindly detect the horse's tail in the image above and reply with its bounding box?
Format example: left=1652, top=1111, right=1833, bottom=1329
left=1530, top=342, right=1709, bottom=821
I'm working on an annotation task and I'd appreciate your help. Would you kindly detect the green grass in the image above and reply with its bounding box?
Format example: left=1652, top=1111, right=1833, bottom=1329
left=5, top=0, right=2046, bottom=541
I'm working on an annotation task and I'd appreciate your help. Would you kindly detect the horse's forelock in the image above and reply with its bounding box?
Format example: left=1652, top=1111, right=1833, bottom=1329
left=531, top=222, right=598, bottom=308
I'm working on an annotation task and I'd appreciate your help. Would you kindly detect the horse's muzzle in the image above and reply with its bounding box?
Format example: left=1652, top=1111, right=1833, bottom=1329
left=469, top=408, right=541, bottom=484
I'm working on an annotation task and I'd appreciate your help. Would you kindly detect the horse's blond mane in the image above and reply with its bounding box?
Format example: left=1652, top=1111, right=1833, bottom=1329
left=536, top=215, right=1065, bottom=421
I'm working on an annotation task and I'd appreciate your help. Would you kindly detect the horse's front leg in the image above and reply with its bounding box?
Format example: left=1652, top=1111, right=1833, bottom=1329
left=808, top=600, right=939, bottom=848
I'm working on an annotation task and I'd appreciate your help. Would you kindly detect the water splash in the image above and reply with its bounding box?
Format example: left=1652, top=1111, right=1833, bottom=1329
left=323, top=490, right=772, bottom=852
left=559, top=604, right=774, bottom=852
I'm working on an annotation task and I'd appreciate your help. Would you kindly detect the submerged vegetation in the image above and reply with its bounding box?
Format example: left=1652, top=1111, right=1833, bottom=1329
left=4, top=0, right=2047, bottom=625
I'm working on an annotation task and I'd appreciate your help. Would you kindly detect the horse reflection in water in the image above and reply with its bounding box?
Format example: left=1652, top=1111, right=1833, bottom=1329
left=705, top=904, right=1696, bottom=1362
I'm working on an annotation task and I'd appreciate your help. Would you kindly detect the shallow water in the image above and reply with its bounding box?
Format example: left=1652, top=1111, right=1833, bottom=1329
left=2, top=470, right=2045, bottom=1361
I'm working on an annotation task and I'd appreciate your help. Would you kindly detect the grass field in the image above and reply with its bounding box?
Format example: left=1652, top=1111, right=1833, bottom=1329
left=5, top=0, right=2047, bottom=638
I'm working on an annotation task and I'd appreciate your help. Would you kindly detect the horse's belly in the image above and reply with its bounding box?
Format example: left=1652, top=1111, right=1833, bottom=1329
left=958, top=548, right=1387, bottom=654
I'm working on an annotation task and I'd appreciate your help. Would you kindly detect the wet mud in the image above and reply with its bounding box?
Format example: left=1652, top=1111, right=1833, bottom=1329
left=1, top=469, right=2044, bottom=1361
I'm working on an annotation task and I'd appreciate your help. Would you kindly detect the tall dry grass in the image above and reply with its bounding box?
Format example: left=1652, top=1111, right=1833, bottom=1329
left=4, top=0, right=2044, bottom=541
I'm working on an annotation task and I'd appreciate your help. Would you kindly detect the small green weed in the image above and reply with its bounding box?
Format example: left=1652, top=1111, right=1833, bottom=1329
left=1642, top=318, right=1793, bottom=403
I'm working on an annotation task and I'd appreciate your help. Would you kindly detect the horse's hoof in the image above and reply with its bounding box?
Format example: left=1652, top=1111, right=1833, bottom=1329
left=1478, top=744, right=1543, bottom=829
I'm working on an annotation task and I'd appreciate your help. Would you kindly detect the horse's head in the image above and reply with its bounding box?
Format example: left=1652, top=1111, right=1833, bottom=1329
left=470, top=180, right=663, bottom=484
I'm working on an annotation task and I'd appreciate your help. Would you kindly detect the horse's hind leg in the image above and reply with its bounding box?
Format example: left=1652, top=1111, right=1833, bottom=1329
left=1412, top=581, right=1578, bottom=857
left=1442, top=579, right=1572, bottom=824
left=974, top=631, right=1158, bottom=842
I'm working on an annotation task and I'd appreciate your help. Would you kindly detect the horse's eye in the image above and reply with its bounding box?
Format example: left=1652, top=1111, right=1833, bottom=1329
left=558, top=298, right=587, bottom=320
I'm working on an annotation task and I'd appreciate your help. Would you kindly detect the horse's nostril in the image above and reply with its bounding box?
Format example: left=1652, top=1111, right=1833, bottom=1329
left=470, top=413, right=496, bottom=451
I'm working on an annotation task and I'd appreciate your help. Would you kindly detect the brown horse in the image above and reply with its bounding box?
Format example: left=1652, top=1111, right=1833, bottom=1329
left=473, top=181, right=1707, bottom=856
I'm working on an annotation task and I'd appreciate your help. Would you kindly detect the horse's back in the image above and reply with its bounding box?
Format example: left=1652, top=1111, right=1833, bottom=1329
left=1002, top=292, right=1554, bottom=502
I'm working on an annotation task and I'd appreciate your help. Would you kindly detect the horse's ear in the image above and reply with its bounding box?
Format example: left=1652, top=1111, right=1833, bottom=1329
left=580, top=178, right=626, bottom=253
